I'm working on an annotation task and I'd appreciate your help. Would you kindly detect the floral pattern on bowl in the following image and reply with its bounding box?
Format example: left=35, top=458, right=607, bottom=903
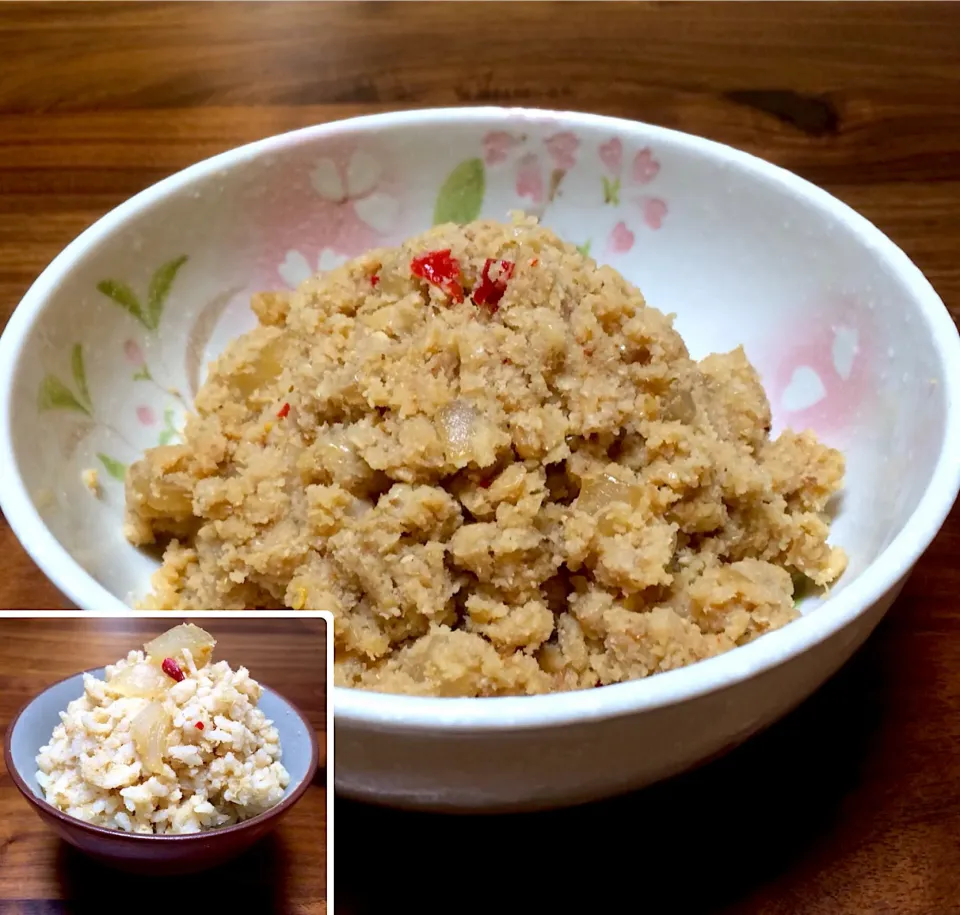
left=251, top=141, right=408, bottom=293
left=762, top=293, right=876, bottom=442
left=37, top=256, right=192, bottom=481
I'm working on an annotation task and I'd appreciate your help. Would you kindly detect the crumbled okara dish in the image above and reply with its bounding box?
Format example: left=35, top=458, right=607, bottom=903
left=35, top=624, right=290, bottom=834
left=123, top=215, right=846, bottom=698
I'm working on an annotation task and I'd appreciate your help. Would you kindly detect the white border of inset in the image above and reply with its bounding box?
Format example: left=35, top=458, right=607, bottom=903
left=0, top=610, right=333, bottom=909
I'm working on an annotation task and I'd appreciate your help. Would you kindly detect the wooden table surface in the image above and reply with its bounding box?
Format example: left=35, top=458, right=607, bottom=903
left=0, top=616, right=328, bottom=915
left=0, top=2, right=958, bottom=913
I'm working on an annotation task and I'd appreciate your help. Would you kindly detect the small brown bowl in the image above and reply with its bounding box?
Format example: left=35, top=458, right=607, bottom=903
left=4, top=667, right=319, bottom=875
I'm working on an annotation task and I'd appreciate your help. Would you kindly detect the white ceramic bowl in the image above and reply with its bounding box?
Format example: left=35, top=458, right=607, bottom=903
left=1, top=108, right=958, bottom=812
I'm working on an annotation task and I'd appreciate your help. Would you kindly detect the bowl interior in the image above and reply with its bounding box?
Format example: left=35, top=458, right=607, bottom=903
left=9, top=668, right=315, bottom=811
left=1, top=109, right=955, bottom=613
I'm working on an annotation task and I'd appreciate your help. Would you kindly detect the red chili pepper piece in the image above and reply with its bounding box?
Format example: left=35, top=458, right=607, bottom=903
left=472, top=258, right=515, bottom=312
left=276, top=402, right=290, bottom=419
left=161, top=657, right=185, bottom=682
left=195, top=721, right=205, bottom=730
left=370, top=274, right=380, bottom=287
left=410, top=249, right=464, bottom=303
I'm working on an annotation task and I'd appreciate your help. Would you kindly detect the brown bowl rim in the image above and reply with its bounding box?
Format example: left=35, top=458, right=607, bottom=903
left=3, top=666, right=320, bottom=842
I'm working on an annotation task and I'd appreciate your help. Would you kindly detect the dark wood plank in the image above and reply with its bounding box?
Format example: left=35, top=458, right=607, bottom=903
left=0, top=3, right=958, bottom=913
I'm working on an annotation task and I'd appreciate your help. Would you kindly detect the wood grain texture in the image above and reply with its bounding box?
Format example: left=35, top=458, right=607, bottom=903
left=0, top=617, right=327, bottom=914
left=0, top=2, right=958, bottom=913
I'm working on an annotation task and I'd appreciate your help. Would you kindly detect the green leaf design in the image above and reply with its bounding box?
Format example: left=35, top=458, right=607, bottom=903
left=133, top=365, right=152, bottom=382
left=576, top=240, right=592, bottom=258
left=97, top=279, right=145, bottom=327
left=791, top=571, right=813, bottom=607
left=158, top=407, right=179, bottom=446
left=147, top=254, right=188, bottom=330
left=602, top=176, right=621, bottom=205
left=70, top=343, right=92, bottom=411
left=97, top=453, right=127, bottom=482
left=433, top=158, right=485, bottom=226
left=38, top=375, right=91, bottom=415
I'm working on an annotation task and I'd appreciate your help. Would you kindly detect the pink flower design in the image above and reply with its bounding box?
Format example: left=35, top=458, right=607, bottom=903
left=483, top=130, right=581, bottom=214
left=762, top=295, right=874, bottom=439
left=607, top=221, right=635, bottom=254
left=310, top=150, right=400, bottom=236
left=278, top=247, right=347, bottom=288
left=632, top=148, right=660, bottom=184
left=124, top=340, right=145, bottom=366
left=544, top=132, right=580, bottom=170
left=136, top=405, right=157, bottom=426
left=598, top=139, right=666, bottom=228
left=250, top=142, right=404, bottom=291
left=516, top=153, right=545, bottom=204
left=599, top=138, right=623, bottom=174
left=641, top=197, right=668, bottom=230
left=595, top=138, right=667, bottom=243
left=483, top=131, right=519, bottom=165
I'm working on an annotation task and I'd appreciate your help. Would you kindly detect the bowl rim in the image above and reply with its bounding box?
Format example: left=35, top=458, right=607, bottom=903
left=1, top=105, right=959, bottom=731
left=3, top=666, right=320, bottom=842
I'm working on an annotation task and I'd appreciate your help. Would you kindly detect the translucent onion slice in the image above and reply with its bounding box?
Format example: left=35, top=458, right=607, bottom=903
left=232, top=339, right=284, bottom=397
left=107, top=661, right=173, bottom=699
left=437, top=400, right=477, bottom=460
left=143, top=624, right=216, bottom=668
left=662, top=387, right=697, bottom=424
left=577, top=473, right=644, bottom=514
left=131, top=700, right=171, bottom=775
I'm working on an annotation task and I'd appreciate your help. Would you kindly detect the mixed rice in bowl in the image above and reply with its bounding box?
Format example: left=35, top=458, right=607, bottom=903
left=124, top=216, right=847, bottom=698
left=35, top=624, right=290, bottom=835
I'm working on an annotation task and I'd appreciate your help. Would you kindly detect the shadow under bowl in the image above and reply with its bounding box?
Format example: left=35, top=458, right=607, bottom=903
left=3, top=667, right=319, bottom=875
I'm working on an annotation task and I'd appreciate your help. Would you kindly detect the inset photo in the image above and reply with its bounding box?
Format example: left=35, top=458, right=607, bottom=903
left=0, top=612, right=330, bottom=914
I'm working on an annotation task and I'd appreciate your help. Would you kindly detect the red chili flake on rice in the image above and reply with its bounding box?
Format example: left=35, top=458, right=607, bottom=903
left=472, top=258, right=515, bottom=312
left=161, top=657, right=185, bottom=682
left=410, top=249, right=464, bottom=303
